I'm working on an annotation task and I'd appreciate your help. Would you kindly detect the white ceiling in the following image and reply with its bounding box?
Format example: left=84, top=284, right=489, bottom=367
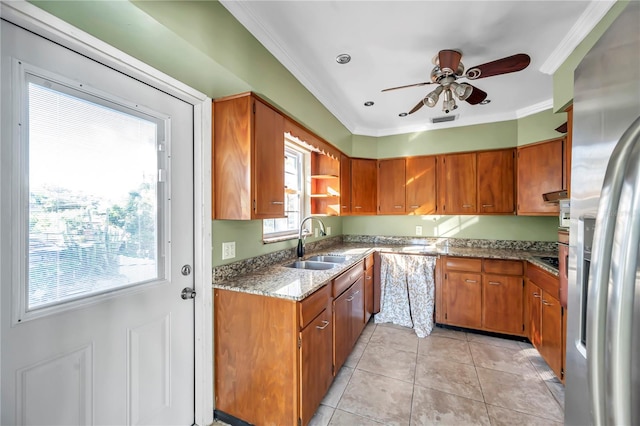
left=221, top=1, right=615, bottom=137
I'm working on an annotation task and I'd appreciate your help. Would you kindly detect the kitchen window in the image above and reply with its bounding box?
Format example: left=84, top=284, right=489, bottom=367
left=263, top=142, right=310, bottom=242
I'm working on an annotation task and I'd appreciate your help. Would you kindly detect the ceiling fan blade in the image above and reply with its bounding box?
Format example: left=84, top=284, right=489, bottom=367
left=381, top=81, right=433, bottom=92
left=464, top=84, right=488, bottom=105
left=408, top=99, right=425, bottom=114
left=466, top=54, right=531, bottom=80
left=438, top=49, right=462, bottom=74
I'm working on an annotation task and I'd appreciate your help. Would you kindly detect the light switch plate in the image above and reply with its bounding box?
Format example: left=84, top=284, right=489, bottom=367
left=222, top=241, right=236, bottom=260
left=415, top=225, right=423, bottom=236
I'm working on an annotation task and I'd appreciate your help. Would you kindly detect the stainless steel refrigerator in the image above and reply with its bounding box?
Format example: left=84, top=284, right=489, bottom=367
left=565, top=2, right=640, bottom=425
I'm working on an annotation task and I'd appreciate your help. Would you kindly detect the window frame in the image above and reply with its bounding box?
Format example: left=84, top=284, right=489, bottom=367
left=12, top=61, right=172, bottom=324
left=262, top=141, right=310, bottom=243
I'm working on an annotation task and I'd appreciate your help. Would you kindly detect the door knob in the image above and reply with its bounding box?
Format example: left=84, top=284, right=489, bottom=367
left=181, top=287, right=196, bottom=300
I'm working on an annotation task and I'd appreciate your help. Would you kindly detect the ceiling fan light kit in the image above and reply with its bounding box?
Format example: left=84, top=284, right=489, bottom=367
left=383, top=49, right=530, bottom=116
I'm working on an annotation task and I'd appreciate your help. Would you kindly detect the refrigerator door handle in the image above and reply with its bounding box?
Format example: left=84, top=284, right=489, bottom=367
left=606, top=123, right=640, bottom=426
left=587, top=116, right=640, bottom=425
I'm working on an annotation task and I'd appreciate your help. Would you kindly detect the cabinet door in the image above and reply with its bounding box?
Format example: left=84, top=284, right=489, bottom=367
left=333, top=290, right=351, bottom=373
left=406, top=156, right=437, bottom=215
left=253, top=99, right=285, bottom=218
left=299, top=309, right=333, bottom=426
left=477, top=149, right=515, bottom=214
left=482, top=275, right=523, bottom=335
left=351, top=159, right=377, bottom=214
left=378, top=158, right=406, bottom=214
left=364, top=266, right=374, bottom=323
left=540, top=291, right=563, bottom=380
left=439, top=153, right=477, bottom=214
left=340, top=154, right=351, bottom=215
left=444, top=272, right=482, bottom=328
left=516, top=139, right=563, bottom=216
left=526, top=281, right=542, bottom=347
left=349, top=277, right=365, bottom=343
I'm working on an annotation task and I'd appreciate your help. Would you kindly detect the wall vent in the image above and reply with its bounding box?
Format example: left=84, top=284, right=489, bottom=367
left=431, top=115, right=457, bottom=124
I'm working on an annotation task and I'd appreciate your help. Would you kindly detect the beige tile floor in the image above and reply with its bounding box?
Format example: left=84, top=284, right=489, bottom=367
left=309, top=320, right=565, bottom=426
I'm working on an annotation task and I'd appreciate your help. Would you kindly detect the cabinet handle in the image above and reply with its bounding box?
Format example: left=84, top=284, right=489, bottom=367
left=342, top=205, right=348, bottom=209
left=316, top=320, right=330, bottom=330
left=346, top=290, right=360, bottom=302
left=410, top=205, right=419, bottom=209
left=271, top=201, right=284, bottom=205
left=542, top=300, right=553, bottom=306
left=462, top=204, right=473, bottom=208
left=465, top=279, right=478, bottom=283
left=533, top=292, right=541, bottom=298
left=489, top=281, right=501, bottom=285
left=366, top=276, right=372, bottom=280
left=354, top=206, right=363, bottom=209
left=482, top=204, right=493, bottom=208
left=394, top=205, right=403, bottom=209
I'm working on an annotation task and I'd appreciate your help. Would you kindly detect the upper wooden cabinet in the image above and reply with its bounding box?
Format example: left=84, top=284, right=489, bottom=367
left=340, top=154, right=351, bottom=216
left=438, top=152, right=477, bottom=214
left=564, top=105, right=573, bottom=197
left=517, top=138, right=563, bottom=216
left=351, top=158, right=377, bottom=215
left=310, top=153, right=340, bottom=216
left=213, top=93, right=285, bottom=220
left=477, top=148, right=515, bottom=214
left=377, top=158, right=406, bottom=215
left=406, top=156, right=437, bottom=215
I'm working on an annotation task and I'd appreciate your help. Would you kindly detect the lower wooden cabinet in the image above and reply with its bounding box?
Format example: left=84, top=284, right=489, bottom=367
left=440, top=257, right=525, bottom=336
left=526, top=263, right=564, bottom=381
left=299, top=308, right=333, bottom=426
left=364, top=254, right=375, bottom=323
left=214, top=284, right=333, bottom=426
left=443, top=270, right=482, bottom=329
left=333, top=271, right=364, bottom=372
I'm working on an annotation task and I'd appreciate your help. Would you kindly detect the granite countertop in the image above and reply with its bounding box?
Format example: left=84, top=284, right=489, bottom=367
left=213, top=243, right=559, bottom=302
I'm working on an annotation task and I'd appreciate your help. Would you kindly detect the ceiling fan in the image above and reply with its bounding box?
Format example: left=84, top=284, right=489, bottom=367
left=382, top=50, right=531, bottom=114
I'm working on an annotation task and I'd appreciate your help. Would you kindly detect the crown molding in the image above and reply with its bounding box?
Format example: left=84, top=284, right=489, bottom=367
left=516, top=98, right=554, bottom=119
left=539, top=0, right=616, bottom=75
left=219, top=0, right=357, bottom=133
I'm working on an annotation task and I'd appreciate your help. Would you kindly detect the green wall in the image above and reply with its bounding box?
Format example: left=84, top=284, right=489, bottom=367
left=517, top=109, right=567, bottom=146
left=343, top=215, right=559, bottom=241
left=553, top=0, right=630, bottom=111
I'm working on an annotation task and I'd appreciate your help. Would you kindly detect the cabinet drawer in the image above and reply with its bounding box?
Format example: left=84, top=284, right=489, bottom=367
left=444, top=257, right=482, bottom=272
left=364, top=253, right=374, bottom=270
left=333, top=261, right=364, bottom=297
left=484, top=259, right=523, bottom=275
left=299, top=284, right=331, bottom=329
left=527, top=262, right=559, bottom=299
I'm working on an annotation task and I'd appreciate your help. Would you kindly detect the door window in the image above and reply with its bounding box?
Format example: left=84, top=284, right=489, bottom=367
left=24, top=72, right=166, bottom=314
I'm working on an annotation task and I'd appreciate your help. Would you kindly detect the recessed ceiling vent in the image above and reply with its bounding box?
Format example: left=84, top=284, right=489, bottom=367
left=431, top=115, right=457, bottom=124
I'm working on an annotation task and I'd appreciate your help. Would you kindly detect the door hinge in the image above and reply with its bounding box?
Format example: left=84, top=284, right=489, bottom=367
left=445, top=313, right=448, bottom=320
left=332, top=364, right=335, bottom=375
left=522, top=323, right=525, bottom=331
left=253, top=101, right=256, bottom=114
left=298, top=337, right=301, bottom=349
left=253, top=199, right=256, bottom=211
left=561, top=368, right=565, bottom=379
left=444, top=273, right=447, bottom=279
left=522, top=280, right=525, bottom=288
left=298, top=418, right=302, bottom=426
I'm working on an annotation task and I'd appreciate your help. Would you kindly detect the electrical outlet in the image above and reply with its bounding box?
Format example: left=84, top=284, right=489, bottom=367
left=415, top=225, right=423, bottom=236
left=222, top=241, right=236, bottom=260
left=326, top=226, right=332, bottom=236
left=314, top=227, right=318, bottom=238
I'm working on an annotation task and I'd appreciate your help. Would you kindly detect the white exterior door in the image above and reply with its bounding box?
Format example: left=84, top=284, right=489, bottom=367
left=1, top=19, right=196, bottom=425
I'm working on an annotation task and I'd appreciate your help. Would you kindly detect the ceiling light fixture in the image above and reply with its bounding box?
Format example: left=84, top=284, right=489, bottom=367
left=399, top=112, right=408, bottom=117
left=336, top=53, right=351, bottom=64
left=479, top=99, right=491, bottom=105
left=364, top=101, right=374, bottom=106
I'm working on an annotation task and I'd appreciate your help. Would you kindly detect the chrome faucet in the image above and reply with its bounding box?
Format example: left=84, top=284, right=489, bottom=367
left=297, top=215, right=326, bottom=258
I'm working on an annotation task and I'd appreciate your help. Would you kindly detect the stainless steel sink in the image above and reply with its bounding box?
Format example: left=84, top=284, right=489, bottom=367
left=306, top=255, right=347, bottom=264
left=284, top=260, right=337, bottom=270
